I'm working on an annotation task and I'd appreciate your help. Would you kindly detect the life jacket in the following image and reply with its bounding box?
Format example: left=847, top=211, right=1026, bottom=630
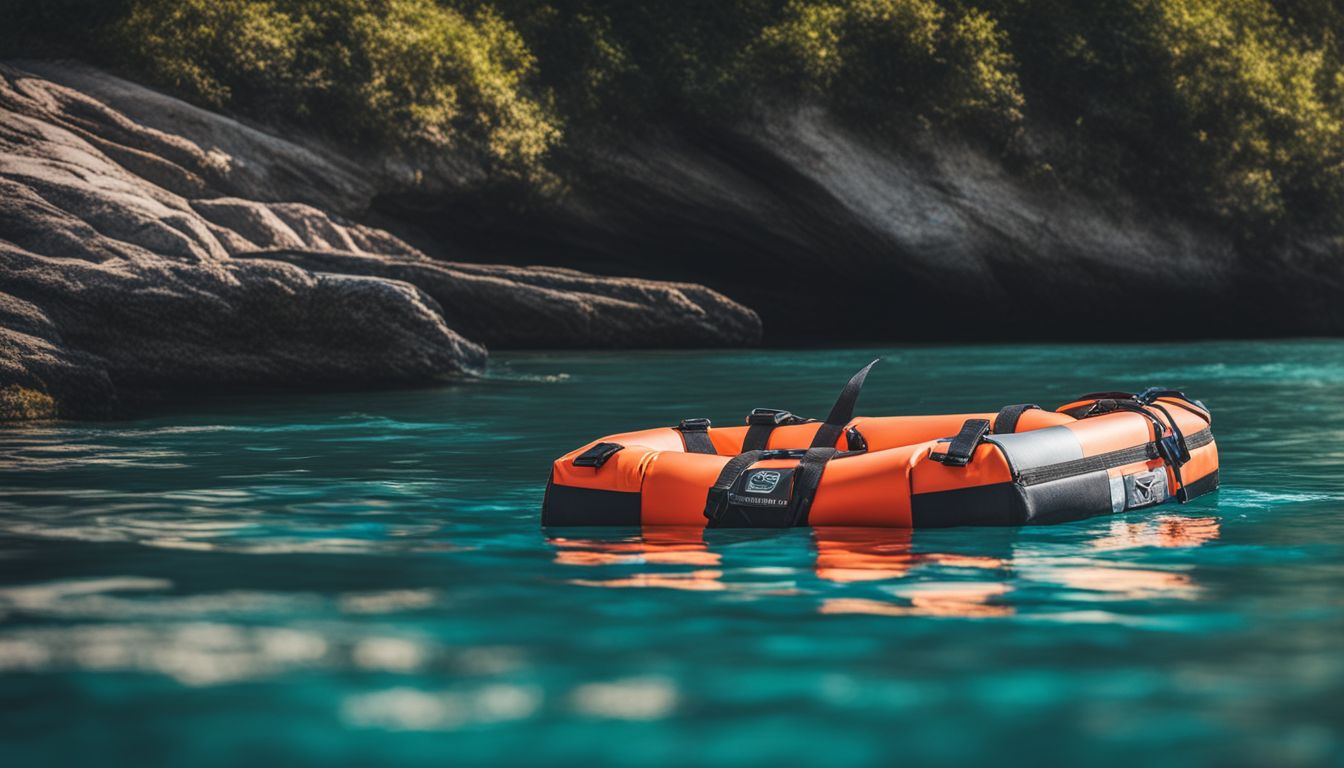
left=543, top=361, right=1218, bottom=528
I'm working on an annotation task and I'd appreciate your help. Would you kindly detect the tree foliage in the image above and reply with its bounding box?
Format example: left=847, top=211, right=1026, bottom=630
left=107, top=0, right=559, bottom=180
left=745, top=0, right=1024, bottom=136
left=7, top=0, right=1344, bottom=234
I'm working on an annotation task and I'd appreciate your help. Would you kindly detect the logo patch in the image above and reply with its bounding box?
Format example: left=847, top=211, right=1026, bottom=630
left=1123, top=468, right=1169, bottom=509
left=728, top=466, right=794, bottom=511
left=746, top=470, right=782, bottom=494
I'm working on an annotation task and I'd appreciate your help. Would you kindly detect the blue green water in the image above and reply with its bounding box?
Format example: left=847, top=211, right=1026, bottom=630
left=0, top=342, right=1341, bottom=766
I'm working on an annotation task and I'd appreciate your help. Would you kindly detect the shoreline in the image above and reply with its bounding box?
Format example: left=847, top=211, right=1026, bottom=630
left=4, top=61, right=1343, bottom=423
left=0, top=62, right=760, bottom=421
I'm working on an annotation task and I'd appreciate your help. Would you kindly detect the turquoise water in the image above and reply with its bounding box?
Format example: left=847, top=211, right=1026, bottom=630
left=0, top=342, right=1341, bottom=766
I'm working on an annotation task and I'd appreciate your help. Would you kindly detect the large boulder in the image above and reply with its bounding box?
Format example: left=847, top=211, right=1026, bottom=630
left=237, top=250, right=763, bottom=349
left=0, top=62, right=761, bottom=419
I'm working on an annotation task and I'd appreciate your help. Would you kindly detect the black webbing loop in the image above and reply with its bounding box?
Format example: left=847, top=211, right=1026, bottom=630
left=934, top=418, right=991, bottom=466
left=703, top=450, right=765, bottom=527
left=1136, top=387, right=1189, bottom=406
left=1091, top=399, right=1193, bottom=504
left=573, top=442, right=624, bottom=468
left=992, top=404, right=1040, bottom=435
left=809, top=359, right=880, bottom=449
left=1137, top=387, right=1212, bottom=424
left=786, top=447, right=839, bottom=526
left=677, top=418, right=717, bottom=455
left=1146, top=401, right=1193, bottom=502
left=1066, top=388, right=1211, bottom=425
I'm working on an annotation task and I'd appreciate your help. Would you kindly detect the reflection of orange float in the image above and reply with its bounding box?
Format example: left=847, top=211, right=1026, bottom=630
left=811, top=527, right=1006, bottom=582
left=544, top=362, right=1219, bottom=529
left=546, top=520, right=1221, bottom=616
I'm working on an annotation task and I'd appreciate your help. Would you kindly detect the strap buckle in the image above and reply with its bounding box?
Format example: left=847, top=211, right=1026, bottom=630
left=845, top=426, right=868, bottom=452
left=930, top=418, right=991, bottom=467
left=1157, top=434, right=1191, bottom=467
left=747, top=408, right=803, bottom=426
left=678, top=417, right=712, bottom=432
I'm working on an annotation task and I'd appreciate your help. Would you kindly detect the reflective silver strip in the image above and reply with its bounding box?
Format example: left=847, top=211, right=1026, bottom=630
left=984, top=426, right=1084, bottom=473
left=1109, top=475, right=1126, bottom=514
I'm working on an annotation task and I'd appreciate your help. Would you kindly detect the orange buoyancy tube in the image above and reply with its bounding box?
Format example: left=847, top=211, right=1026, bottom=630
left=542, top=364, right=1219, bottom=529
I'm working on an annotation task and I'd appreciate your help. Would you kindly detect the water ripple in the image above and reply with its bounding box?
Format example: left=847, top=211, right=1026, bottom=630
left=1, top=345, right=1342, bottom=765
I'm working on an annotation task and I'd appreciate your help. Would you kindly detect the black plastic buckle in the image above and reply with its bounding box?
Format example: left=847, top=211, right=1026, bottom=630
left=747, top=408, right=800, bottom=427
left=845, top=426, right=868, bottom=452
left=1157, top=434, right=1191, bottom=467
left=931, top=418, right=991, bottom=467
left=573, top=442, right=624, bottom=468
left=678, top=417, right=711, bottom=432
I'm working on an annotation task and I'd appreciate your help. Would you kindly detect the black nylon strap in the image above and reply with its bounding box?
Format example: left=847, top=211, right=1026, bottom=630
left=1146, top=401, right=1191, bottom=501
left=677, top=419, right=716, bottom=455
left=703, top=450, right=765, bottom=526
left=742, top=409, right=811, bottom=451
left=809, top=359, right=880, bottom=449
left=992, top=404, right=1040, bottom=434
left=742, top=423, right=774, bottom=451
left=786, top=447, right=838, bottom=526
left=937, top=418, right=991, bottom=466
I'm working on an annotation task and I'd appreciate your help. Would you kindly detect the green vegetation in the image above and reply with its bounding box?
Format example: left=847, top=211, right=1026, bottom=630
left=0, top=385, right=56, bottom=421
left=7, top=0, right=1344, bottom=235
left=108, top=0, right=558, bottom=181
left=744, top=1, right=1024, bottom=137
left=981, top=0, right=1344, bottom=232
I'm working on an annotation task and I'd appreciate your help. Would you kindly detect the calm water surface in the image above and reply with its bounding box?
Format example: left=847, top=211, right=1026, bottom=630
left=0, top=342, right=1341, bottom=766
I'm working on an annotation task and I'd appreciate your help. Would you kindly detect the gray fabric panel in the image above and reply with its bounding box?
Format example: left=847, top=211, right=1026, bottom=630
left=1021, top=469, right=1113, bottom=524
left=985, top=425, right=1084, bottom=473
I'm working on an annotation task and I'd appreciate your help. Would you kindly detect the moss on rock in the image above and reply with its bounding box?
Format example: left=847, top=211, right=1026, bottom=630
left=0, top=385, right=57, bottom=421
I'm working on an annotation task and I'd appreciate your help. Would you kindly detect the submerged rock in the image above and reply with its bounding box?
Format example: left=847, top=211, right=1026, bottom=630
left=0, top=62, right=761, bottom=419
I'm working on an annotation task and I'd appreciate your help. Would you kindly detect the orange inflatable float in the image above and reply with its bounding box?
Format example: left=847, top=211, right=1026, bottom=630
left=543, top=361, right=1219, bottom=528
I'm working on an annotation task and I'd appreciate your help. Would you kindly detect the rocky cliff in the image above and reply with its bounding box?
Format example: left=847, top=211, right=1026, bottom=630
left=5, top=56, right=1342, bottom=422
left=0, top=61, right=762, bottom=420
left=395, top=110, right=1344, bottom=342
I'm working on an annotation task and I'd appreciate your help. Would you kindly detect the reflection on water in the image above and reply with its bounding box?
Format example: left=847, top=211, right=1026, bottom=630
left=547, top=516, right=1221, bottom=618
left=551, top=530, right=719, bottom=567
left=554, top=530, right=729, bottom=590
left=812, top=527, right=1005, bottom=582
left=1089, top=515, right=1222, bottom=551
left=820, top=585, right=1014, bottom=618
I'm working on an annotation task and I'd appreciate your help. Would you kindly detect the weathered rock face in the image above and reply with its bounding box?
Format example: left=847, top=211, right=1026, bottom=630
left=0, top=62, right=762, bottom=419
left=399, top=107, right=1344, bottom=340
left=236, top=250, right=763, bottom=349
